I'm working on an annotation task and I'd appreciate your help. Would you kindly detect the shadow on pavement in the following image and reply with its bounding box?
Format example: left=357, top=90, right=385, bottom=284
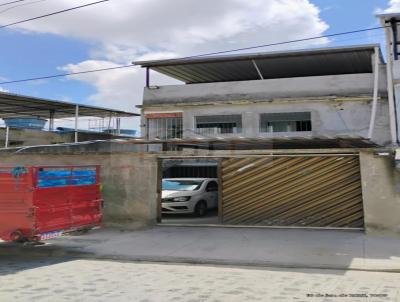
left=162, top=208, right=219, bottom=225
left=0, top=255, right=74, bottom=276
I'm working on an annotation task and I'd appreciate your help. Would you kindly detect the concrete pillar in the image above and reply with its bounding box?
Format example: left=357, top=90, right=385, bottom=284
left=359, top=151, right=400, bottom=235
left=378, top=13, right=400, bottom=145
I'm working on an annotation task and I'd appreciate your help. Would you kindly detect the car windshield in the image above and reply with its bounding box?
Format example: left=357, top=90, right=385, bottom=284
left=162, top=180, right=203, bottom=191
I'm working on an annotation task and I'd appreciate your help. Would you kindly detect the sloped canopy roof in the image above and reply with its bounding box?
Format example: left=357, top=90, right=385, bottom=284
left=0, top=92, right=139, bottom=119
left=134, top=44, right=382, bottom=84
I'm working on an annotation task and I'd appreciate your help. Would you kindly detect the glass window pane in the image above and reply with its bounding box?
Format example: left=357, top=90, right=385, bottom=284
left=260, top=112, right=312, bottom=133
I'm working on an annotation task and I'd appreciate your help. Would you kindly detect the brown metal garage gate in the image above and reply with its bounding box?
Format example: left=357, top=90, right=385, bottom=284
left=220, top=155, right=364, bottom=228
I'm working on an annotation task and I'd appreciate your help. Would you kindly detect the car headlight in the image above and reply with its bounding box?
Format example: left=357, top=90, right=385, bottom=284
left=172, top=196, right=191, bottom=202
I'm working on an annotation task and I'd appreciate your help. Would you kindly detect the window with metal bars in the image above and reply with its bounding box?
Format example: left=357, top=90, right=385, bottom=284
left=195, top=115, right=242, bottom=135
left=147, top=117, right=183, bottom=139
left=260, top=112, right=312, bottom=133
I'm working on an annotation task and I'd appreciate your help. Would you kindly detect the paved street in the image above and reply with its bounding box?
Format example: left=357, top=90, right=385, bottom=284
left=30, top=227, right=400, bottom=272
left=0, top=257, right=399, bottom=302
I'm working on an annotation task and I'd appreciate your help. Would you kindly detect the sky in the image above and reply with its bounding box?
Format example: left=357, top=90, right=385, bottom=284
left=0, top=0, right=399, bottom=130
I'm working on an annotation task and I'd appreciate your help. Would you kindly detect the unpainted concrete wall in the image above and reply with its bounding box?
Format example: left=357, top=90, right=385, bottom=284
left=143, top=73, right=387, bottom=105
left=2, top=146, right=399, bottom=235
left=0, top=128, right=66, bottom=147
left=360, top=151, right=400, bottom=235
left=0, top=128, right=134, bottom=148
left=144, top=99, right=391, bottom=146
left=0, top=153, right=159, bottom=227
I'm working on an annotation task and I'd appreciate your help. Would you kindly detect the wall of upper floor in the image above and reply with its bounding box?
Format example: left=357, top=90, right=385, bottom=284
left=143, top=71, right=387, bottom=106
left=141, top=67, right=391, bottom=145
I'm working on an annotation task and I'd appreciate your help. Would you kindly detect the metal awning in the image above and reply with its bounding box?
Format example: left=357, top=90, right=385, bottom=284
left=0, top=91, right=139, bottom=119
left=122, top=136, right=380, bottom=150
left=134, top=44, right=382, bottom=84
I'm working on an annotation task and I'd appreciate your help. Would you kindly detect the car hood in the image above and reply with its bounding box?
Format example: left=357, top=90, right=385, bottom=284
left=162, top=190, right=198, bottom=199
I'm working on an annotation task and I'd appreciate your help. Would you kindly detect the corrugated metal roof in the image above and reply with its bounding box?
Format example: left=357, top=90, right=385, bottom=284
left=168, top=137, right=379, bottom=150
left=0, top=92, right=139, bottom=119
left=134, top=44, right=382, bottom=84
left=120, top=136, right=380, bottom=149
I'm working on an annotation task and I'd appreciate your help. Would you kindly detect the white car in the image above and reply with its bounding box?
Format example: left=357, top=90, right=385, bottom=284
left=161, top=178, right=219, bottom=216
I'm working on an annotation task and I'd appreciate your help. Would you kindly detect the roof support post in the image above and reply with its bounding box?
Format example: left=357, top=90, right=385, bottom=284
left=116, top=117, right=121, bottom=135
left=252, top=60, right=264, bottom=80
left=49, top=110, right=55, bottom=131
left=368, top=47, right=380, bottom=139
left=4, top=126, right=9, bottom=149
left=146, top=67, right=150, bottom=87
left=74, top=105, right=79, bottom=143
left=107, top=112, right=112, bottom=133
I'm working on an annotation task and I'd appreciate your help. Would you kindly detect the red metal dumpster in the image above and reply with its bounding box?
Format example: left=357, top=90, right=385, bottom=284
left=0, top=165, right=103, bottom=242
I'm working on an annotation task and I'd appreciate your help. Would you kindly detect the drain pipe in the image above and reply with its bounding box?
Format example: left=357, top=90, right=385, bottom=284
left=384, top=26, right=399, bottom=145
left=368, top=47, right=380, bottom=139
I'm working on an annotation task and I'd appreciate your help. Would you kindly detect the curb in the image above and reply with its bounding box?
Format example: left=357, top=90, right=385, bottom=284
left=1, top=245, right=400, bottom=274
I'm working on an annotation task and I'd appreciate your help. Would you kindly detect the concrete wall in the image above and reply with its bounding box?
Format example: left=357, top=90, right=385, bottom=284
left=360, top=150, right=400, bottom=235
left=0, top=152, right=159, bottom=227
left=144, top=98, right=391, bottom=146
left=1, top=146, right=400, bottom=235
left=0, top=128, right=134, bottom=148
left=143, top=73, right=387, bottom=106
left=0, top=128, right=66, bottom=147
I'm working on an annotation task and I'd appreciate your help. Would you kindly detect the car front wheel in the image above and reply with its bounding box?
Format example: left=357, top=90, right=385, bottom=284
left=194, top=201, right=207, bottom=217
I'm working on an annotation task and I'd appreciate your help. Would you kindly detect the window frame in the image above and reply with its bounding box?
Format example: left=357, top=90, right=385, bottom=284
left=259, top=112, right=312, bottom=134
left=147, top=116, right=183, bottom=140
left=195, top=114, right=243, bottom=135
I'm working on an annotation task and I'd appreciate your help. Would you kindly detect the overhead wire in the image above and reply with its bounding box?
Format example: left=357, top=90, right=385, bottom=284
left=0, top=65, right=135, bottom=85
left=0, top=25, right=387, bottom=86
left=0, top=0, right=49, bottom=15
left=0, top=0, right=25, bottom=7
left=167, top=26, right=386, bottom=60
left=0, top=0, right=109, bottom=29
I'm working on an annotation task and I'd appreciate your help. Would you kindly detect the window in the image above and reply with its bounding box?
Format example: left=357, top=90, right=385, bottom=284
left=260, top=112, right=312, bottom=133
left=147, top=117, right=182, bottom=139
left=206, top=181, right=218, bottom=192
left=162, top=179, right=203, bottom=191
left=195, top=115, right=242, bottom=135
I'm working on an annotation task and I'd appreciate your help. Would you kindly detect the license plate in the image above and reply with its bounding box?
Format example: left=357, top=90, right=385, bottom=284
left=40, top=230, right=63, bottom=241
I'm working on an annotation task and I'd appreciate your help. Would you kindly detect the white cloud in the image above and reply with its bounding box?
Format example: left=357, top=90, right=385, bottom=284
left=4, top=0, right=329, bottom=130
left=380, top=0, right=400, bottom=12
left=0, top=87, right=9, bottom=93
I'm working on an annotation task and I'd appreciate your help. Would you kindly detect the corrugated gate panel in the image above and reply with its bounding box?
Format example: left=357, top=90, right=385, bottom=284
left=221, top=155, right=364, bottom=228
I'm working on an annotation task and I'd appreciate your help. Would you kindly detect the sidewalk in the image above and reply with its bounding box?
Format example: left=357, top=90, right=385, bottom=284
left=1, top=226, right=400, bottom=272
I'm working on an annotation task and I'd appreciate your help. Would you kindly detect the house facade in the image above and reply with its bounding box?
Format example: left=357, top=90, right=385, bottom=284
left=137, top=45, right=393, bottom=147
left=132, top=43, right=400, bottom=234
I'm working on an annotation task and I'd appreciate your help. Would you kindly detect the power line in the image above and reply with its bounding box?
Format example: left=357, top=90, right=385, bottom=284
left=0, top=0, right=25, bottom=7
left=0, top=0, right=49, bottom=15
left=0, top=25, right=387, bottom=86
left=0, top=64, right=135, bottom=85
left=0, top=0, right=109, bottom=29
left=173, top=26, right=386, bottom=61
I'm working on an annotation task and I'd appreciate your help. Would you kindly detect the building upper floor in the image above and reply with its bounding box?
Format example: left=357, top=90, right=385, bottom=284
left=135, top=44, right=391, bottom=145
left=135, top=44, right=387, bottom=107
